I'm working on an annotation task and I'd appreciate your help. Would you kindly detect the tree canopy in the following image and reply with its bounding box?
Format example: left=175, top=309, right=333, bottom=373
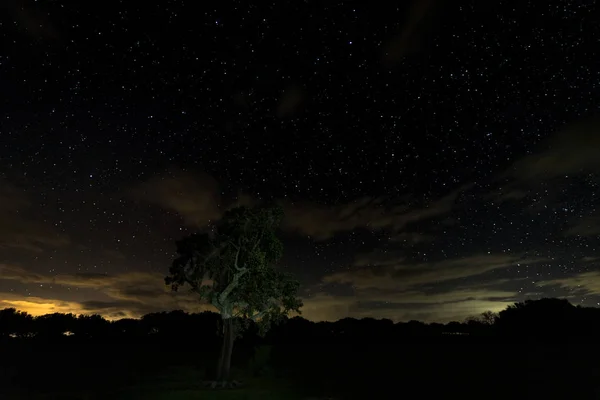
left=165, top=204, right=303, bottom=331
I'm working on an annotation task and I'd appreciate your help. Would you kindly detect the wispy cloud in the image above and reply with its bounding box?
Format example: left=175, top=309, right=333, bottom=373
left=131, top=170, right=471, bottom=241
left=565, top=212, right=600, bottom=237
left=282, top=184, right=472, bottom=240
left=324, top=253, right=541, bottom=290
left=389, top=231, right=435, bottom=244
left=0, top=257, right=526, bottom=323
left=297, top=252, right=542, bottom=323
left=129, top=168, right=221, bottom=227
left=485, top=187, right=529, bottom=204
left=300, top=286, right=516, bottom=323
left=276, top=84, right=306, bottom=118
left=0, top=294, right=88, bottom=317
left=0, top=179, right=70, bottom=252
left=0, top=264, right=210, bottom=319
left=504, top=115, right=600, bottom=181
left=537, top=271, right=600, bottom=295
left=381, top=0, right=438, bottom=66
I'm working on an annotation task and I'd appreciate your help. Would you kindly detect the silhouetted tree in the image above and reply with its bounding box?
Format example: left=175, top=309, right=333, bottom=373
left=34, top=312, right=77, bottom=339
left=165, top=204, right=303, bottom=386
left=496, top=298, right=575, bottom=338
left=73, top=314, right=110, bottom=339
left=0, top=308, right=33, bottom=338
left=464, top=311, right=498, bottom=335
left=111, top=317, right=143, bottom=339
left=479, top=311, right=498, bottom=325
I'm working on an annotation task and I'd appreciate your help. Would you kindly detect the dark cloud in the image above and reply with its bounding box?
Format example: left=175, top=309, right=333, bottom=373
left=282, top=184, right=472, bottom=240
left=389, top=231, right=435, bottom=244
left=129, top=168, right=222, bottom=227
left=485, top=187, right=529, bottom=204
left=0, top=264, right=210, bottom=319
left=276, top=84, right=307, bottom=118
left=505, top=115, right=600, bottom=181
left=0, top=180, right=70, bottom=252
left=129, top=170, right=471, bottom=242
left=381, top=0, right=439, bottom=66
left=295, top=253, right=545, bottom=323
left=324, top=253, right=543, bottom=290
left=3, top=0, right=61, bottom=42
left=537, top=270, right=600, bottom=296
left=301, top=286, right=519, bottom=323
left=566, top=211, right=600, bottom=237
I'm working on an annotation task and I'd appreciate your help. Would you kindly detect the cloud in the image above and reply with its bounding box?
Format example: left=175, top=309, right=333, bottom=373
left=132, top=170, right=471, bottom=241
left=282, top=184, right=472, bottom=240
left=0, top=257, right=524, bottom=323
left=0, top=180, right=29, bottom=210
left=381, top=0, right=438, bottom=66
left=0, top=264, right=212, bottom=319
left=323, top=253, right=540, bottom=290
left=0, top=179, right=70, bottom=252
left=537, top=271, right=600, bottom=295
left=353, top=251, right=406, bottom=268
left=505, top=114, right=600, bottom=181
left=389, top=231, right=435, bottom=244
left=485, top=187, right=529, bottom=204
left=130, top=168, right=221, bottom=227
left=0, top=295, right=87, bottom=317
left=583, top=256, right=600, bottom=263
left=4, top=0, right=61, bottom=42
left=276, top=84, right=306, bottom=118
left=300, top=286, right=516, bottom=323
left=295, top=253, right=540, bottom=323
left=565, top=212, right=600, bottom=237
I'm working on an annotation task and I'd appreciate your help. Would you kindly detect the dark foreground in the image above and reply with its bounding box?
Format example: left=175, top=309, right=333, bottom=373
left=1, top=340, right=600, bottom=399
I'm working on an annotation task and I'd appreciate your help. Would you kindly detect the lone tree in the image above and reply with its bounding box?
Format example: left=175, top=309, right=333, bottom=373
left=165, top=204, right=302, bottom=387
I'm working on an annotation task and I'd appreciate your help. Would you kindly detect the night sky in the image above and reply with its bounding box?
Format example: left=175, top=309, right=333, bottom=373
left=1, top=0, right=599, bottom=323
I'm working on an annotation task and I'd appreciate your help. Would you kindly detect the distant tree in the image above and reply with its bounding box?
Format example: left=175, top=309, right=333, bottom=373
left=465, top=310, right=498, bottom=326
left=479, top=311, right=498, bottom=325
left=0, top=308, right=33, bottom=338
left=165, top=204, right=303, bottom=387
left=141, top=310, right=194, bottom=339
left=111, top=317, right=147, bottom=340
left=497, top=298, right=575, bottom=337
left=34, top=312, right=77, bottom=338
left=73, top=314, right=110, bottom=339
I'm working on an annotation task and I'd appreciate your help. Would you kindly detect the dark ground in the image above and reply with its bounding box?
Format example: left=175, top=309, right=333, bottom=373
left=1, top=340, right=599, bottom=399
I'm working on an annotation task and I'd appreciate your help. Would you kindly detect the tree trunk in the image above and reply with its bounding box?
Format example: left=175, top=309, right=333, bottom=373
left=216, top=317, right=235, bottom=381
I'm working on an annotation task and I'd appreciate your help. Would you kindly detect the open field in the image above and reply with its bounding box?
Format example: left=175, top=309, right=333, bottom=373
left=2, top=340, right=600, bottom=399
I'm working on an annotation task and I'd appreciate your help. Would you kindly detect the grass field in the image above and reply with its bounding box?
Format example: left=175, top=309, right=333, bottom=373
left=2, top=363, right=306, bottom=400
left=2, top=341, right=600, bottom=399
left=0, top=341, right=315, bottom=400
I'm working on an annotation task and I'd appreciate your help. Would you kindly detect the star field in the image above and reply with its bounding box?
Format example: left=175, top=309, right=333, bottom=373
left=1, top=0, right=599, bottom=322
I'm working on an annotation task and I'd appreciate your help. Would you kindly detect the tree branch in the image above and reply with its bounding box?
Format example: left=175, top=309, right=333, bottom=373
left=183, top=258, right=203, bottom=290
left=232, top=302, right=249, bottom=317
left=233, top=244, right=243, bottom=271
left=182, top=243, right=225, bottom=286
left=250, top=309, right=269, bottom=321
left=191, top=283, right=213, bottom=297
left=251, top=227, right=265, bottom=252
left=249, top=298, right=279, bottom=321
left=218, top=267, right=248, bottom=304
left=211, top=292, right=222, bottom=311
left=205, top=242, right=227, bottom=263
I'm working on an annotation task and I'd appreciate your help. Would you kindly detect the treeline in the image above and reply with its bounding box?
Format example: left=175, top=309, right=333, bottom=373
left=2, top=298, right=600, bottom=343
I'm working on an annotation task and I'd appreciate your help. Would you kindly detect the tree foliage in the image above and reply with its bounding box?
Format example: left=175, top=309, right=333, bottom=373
left=165, top=204, right=303, bottom=335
